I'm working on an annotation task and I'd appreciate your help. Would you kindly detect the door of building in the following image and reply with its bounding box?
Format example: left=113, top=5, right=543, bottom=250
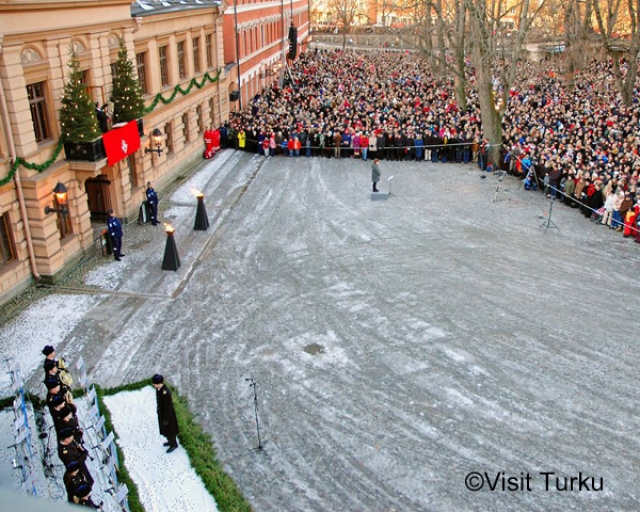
left=85, top=175, right=112, bottom=222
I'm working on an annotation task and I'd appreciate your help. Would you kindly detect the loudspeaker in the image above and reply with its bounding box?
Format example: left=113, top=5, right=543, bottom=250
left=288, top=26, right=298, bottom=60
left=229, top=90, right=240, bottom=102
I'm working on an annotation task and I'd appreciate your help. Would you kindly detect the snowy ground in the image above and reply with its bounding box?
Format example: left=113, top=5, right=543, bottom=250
left=0, top=295, right=99, bottom=395
left=2, top=149, right=640, bottom=511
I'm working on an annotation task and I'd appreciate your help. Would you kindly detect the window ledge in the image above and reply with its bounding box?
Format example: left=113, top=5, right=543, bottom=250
left=36, top=138, right=58, bottom=151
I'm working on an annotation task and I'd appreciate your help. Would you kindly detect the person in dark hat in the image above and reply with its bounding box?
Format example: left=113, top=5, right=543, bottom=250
left=63, top=460, right=87, bottom=503
left=73, top=482, right=101, bottom=509
left=43, top=345, right=73, bottom=386
left=151, top=374, right=179, bottom=453
left=107, top=209, right=124, bottom=261
left=58, top=427, right=94, bottom=487
left=145, top=181, right=160, bottom=226
left=45, top=375, right=73, bottom=407
left=48, top=393, right=67, bottom=416
left=42, top=344, right=56, bottom=361
left=54, top=401, right=83, bottom=443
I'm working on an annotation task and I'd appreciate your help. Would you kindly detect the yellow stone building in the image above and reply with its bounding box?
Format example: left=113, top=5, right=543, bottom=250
left=0, top=0, right=233, bottom=302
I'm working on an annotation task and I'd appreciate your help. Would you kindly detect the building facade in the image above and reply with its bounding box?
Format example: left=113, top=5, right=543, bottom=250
left=0, top=0, right=232, bottom=303
left=223, top=0, right=309, bottom=108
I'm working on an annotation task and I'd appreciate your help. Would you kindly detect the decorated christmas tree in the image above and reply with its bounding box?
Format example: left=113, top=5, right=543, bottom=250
left=59, top=50, right=100, bottom=143
left=112, top=38, right=146, bottom=124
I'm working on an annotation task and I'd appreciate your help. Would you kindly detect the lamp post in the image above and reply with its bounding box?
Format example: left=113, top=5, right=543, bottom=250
left=145, top=127, right=163, bottom=155
left=44, top=181, right=69, bottom=217
left=161, top=223, right=181, bottom=271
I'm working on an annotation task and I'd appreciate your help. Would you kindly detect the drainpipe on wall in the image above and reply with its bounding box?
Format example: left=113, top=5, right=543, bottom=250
left=132, top=17, right=143, bottom=34
left=0, top=35, right=41, bottom=280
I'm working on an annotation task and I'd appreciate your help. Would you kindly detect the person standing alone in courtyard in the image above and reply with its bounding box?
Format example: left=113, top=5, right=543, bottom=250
left=151, top=374, right=179, bottom=453
left=146, top=181, right=159, bottom=226
left=372, top=158, right=381, bottom=192
left=107, top=209, right=124, bottom=261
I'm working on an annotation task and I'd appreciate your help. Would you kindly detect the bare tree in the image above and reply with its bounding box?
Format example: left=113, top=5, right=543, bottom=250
left=561, top=0, right=593, bottom=87
left=592, top=0, right=640, bottom=105
left=330, top=0, right=366, bottom=47
left=464, top=0, right=547, bottom=164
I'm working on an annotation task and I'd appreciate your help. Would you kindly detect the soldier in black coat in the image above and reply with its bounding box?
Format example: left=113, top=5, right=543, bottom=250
left=58, top=427, right=94, bottom=487
left=151, top=374, right=179, bottom=453
left=63, top=461, right=88, bottom=503
left=145, top=181, right=160, bottom=226
left=107, top=209, right=124, bottom=261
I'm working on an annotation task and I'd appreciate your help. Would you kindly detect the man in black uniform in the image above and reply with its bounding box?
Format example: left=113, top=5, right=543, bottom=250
left=107, top=209, right=124, bottom=261
left=53, top=400, right=84, bottom=444
left=63, top=460, right=88, bottom=503
left=58, top=427, right=94, bottom=487
left=145, top=181, right=159, bottom=226
left=151, top=374, right=179, bottom=453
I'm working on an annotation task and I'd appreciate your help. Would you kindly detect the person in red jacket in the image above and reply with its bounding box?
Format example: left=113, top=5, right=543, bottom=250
left=203, top=128, right=214, bottom=159
left=624, top=202, right=638, bottom=238
left=360, top=133, right=369, bottom=161
left=212, top=128, right=221, bottom=153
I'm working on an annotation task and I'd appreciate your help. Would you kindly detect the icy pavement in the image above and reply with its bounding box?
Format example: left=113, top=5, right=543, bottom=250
left=103, top=387, right=218, bottom=512
left=2, top=150, right=640, bottom=511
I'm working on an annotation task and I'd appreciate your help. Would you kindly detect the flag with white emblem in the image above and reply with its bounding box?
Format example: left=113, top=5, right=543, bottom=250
left=103, top=120, right=141, bottom=166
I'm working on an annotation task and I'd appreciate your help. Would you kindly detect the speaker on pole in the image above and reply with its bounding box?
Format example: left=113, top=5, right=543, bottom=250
left=288, top=26, right=298, bottom=60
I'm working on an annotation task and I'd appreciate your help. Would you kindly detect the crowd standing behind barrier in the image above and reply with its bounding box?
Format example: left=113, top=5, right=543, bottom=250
left=222, top=48, right=640, bottom=242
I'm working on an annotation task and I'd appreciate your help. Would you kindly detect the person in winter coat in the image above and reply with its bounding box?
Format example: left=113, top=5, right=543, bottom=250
left=564, top=172, right=576, bottom=207
left=368, top=131, right=377, bottom=160
left=601, top=186, right=616, bottom=226
left=372, top=158, right=381, bottom=192
left=107, top=209, right=124, bottom=261
left=237, top=129, right=246, bottom=149
left=611, top=189, right=624, bottom=230
left=146, top=181, right=159, bottom=226
left=360, top=133, right=369, bottom=161
left=151, top=374, right=179, bottom=453
left=623, top=205, right=638, bottom=238
left=269, top=133, right=277, bottom=156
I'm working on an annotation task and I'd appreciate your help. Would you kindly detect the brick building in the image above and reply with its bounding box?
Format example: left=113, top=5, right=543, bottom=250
left=0, top=0, right=236, bottom=303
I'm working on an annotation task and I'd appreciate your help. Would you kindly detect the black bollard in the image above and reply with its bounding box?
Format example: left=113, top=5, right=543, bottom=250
left=194, top=194, right=209, bottom=231
left=161, top=225, right=181, bottom=271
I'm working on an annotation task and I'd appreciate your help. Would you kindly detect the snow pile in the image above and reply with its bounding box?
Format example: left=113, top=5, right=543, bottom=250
left=103, top=387, right=218, bottom=512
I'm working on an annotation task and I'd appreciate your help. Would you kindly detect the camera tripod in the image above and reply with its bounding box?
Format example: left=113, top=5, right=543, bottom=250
left=493, top=170, right=507, bottom=202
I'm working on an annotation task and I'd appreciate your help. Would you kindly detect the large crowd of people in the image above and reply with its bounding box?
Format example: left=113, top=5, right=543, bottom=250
left=220, top=48, right=640, bottom=242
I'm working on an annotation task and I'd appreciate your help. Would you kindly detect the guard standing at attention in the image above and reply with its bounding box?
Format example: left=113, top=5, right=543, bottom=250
left=145, top=181, right=159, bottom=226
left=151, top=374, right=179, bottom=453
left=107, top=209, right=124, bottom=261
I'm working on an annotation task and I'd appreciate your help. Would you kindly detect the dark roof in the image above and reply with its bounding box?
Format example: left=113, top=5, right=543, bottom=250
left=131, top=0, right=222, bottom=17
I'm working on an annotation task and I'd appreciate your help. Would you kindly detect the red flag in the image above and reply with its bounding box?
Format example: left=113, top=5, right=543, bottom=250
left=102, top=120, right=141, bottom=166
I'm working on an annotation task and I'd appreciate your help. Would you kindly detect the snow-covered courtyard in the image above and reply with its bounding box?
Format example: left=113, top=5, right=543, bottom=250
left=2, top=149, right=640, bottom=511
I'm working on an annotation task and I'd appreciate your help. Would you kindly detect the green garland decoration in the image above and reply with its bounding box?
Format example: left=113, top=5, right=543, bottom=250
left=145, top=69, right=222, bottom=113
left=0, top=140, right=64, bottom=188
left=3, top=69, right=221, bottom=180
